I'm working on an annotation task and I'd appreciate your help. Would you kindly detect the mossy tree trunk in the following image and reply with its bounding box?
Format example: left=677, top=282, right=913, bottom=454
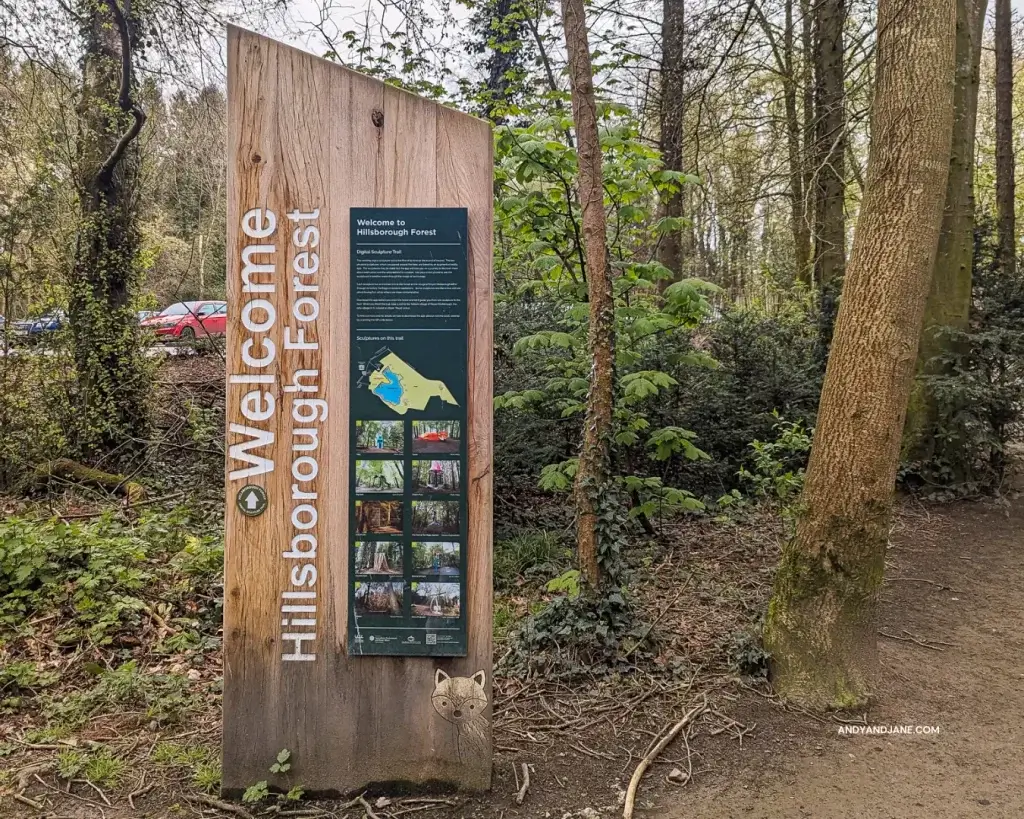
left=764, top=0, right=956, bottom=709
left=70, top=0, right=150, bottom=456
left=994, top=0, right=1015, bottom=276
left=905, top=0, right=988, bottom=461
left=561, top=0, right=614, bottom=589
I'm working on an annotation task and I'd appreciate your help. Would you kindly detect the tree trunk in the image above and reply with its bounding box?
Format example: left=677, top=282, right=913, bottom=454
left=811, top=0, right=846, bottom=287
left=801, top=0, right=815, bottom=259
left=70, top=0, right=149, bottom=456
left=197, top=232, right=206, bottom=299
left=995, top=0, right=1015, bottom=274
left=764, top=0, right=956, bottom=709
left=905, top=0, right=988, bottom=459
left=561, top=0, right=614, bottom=589
left=657, top=0, right=686, bottom=284
left=784, top=0, right=811, bottom=283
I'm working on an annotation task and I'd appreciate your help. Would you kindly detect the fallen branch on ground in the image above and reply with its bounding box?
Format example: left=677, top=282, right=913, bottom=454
left=878, top=629, right=947, bottom=651
left=185, top=793, right=253, bottom=817
left=24, top=458, right=146, bottom=504
left=13, top=792, right=43, bottom=811
left=623, top=695, right=708, bottom=819
left=515, top=762, right=531, bottom=805
left=340, top=793, right=381, bottom=819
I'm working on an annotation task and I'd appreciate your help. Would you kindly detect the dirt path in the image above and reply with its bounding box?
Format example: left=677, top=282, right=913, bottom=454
left=667, top=500, right=1024, bottom=819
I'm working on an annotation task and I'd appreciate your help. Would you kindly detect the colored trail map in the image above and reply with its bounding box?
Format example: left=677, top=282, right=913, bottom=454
left=364, top=349, right=458, bottom=415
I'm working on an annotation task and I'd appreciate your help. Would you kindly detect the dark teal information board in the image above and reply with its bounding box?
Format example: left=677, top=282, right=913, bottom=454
left=348, top=208, right=468, bottom=656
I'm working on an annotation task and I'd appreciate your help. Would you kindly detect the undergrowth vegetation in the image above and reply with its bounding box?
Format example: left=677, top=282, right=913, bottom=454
left=0, top=505, right=222, bottom=725
left=905, top=222, right=1024, bottom=496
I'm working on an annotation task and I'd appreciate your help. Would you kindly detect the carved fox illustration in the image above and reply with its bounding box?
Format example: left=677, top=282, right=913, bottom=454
left=431, top=669, right=489, bottom=761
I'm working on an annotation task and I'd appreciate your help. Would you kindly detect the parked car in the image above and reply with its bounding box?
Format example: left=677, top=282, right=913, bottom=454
left=11, top=309, right=65, bottom=341
left=140, top=301, right=227, bottom=341
left=30, top=310, right=65, bottom=335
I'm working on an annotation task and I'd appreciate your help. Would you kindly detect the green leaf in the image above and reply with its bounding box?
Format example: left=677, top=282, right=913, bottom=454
left=647, top=426, right=710, bottom=461
left=243, top=781, right=269, bottom=803
left=545, top=570, right=581, bottom=598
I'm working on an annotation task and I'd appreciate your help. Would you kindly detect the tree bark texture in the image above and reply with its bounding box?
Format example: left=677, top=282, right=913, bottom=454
left=71, top=0, right=149, bottom=456
left=784, top=0, right=812, bottom=282
left=994, top=0, right=1015, bottom=274
left=811, top=0, right=846, bottom=287
left=764, top=0, right=956, bottom=709
left=561, top=0, right=614, bottom=589
left=657, top=0, right=686, bottom=284
left=905, top=0, right=988, bottom=459
left=801, top=0, right=815, bottom=256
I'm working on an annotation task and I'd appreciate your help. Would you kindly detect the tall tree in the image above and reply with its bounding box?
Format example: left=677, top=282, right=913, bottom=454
left=905, top=0, right=988, bottom=459
left=657, top=0, right=686, bottom=282
left=994, top=0, right=1015, bottom=274
left=752, top=0, right=812, bottom=282
left=811, top=0, right=846, bottom=287
left=764, top=0, right=956, bottom=708
left=784, top=0, right=811, bottom=281
left=801, top=0, right=815, bottom=277
left=561, top=0, right=614, bottom=588
left=70, top=0, right=149, bottom=454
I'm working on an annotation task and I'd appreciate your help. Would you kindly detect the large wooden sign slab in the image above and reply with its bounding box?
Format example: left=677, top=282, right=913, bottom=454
left=222, top=27, right=493, bottom=796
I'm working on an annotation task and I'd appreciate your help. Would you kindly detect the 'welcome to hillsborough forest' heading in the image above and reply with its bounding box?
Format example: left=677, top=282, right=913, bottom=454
left=355, top=218, right=437, bottom=238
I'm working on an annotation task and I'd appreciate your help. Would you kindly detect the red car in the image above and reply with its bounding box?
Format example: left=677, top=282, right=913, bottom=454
left=141, top=301, right=227, bottom=340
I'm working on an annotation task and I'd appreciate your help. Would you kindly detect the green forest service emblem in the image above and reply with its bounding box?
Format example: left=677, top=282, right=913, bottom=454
left=236, top=485, right=268, bottom=517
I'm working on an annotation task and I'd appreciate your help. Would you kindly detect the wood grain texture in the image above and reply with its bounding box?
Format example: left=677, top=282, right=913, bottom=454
left=223, top=27, right=493, bottom=795
left=437, top=104, right=494, bottom=788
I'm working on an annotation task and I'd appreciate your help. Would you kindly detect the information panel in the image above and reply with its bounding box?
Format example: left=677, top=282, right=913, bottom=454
left=348, top=207, right=468, bottom=656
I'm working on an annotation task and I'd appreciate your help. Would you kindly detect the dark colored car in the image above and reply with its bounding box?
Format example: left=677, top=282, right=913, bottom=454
left=140, top=301, right=227, bottom=341
left=12, top=309, right=65, bottom=341
left=30, top=311, right=65, bottom=334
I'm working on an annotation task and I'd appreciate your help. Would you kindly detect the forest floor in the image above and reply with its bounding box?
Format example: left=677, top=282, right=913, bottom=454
left=2, top=391, right=1021, bottom=819
left=669, top=495, right=1024, bottom=819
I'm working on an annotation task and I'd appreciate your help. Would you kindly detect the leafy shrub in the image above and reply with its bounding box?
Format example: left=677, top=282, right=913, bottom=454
left=659, top=309, right=823, bottom=499
left=501, top=586, right=642, bottom=679
left=0, top=515, right=152, bottom=641
left=738, top=414, right=812, bottom=504
left=726, top=628, right=770, bottom=678
left=0, top=508, right=224, bottom=648
left=908, top=226, right=1024, bottom=494
left=491, top=106, right=723, bottom=533
left=0, top=660, right=59, bottom=712
left=0, top=660, right=59, bottom=694
left=0, top=353, right=73, bottom=489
